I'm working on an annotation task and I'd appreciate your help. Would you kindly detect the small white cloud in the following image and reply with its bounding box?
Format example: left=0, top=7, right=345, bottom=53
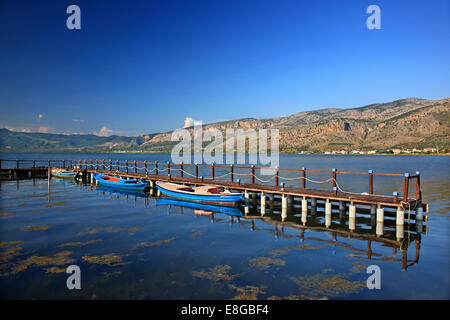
left=94, top=126, right=114, bottom=137
left=38, top=114, right=43, bottom=119
left=72, top=119, right=85, bottom=123
left=183, top=117, right=202, bottom=128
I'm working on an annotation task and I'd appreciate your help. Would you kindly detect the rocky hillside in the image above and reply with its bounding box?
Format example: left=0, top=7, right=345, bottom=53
left=142, top=97, right=449, bottom=153
left=1, top=98, right=448, bottom=153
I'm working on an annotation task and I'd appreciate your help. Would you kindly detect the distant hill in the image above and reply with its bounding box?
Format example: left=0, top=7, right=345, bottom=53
left=0, top=129, right=158, bottom=152
left=1, top=97, right=449, bottom=153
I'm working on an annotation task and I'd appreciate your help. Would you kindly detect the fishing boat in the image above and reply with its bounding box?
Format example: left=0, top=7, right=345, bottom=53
left=93, top=173, right=148, bottom=191
left=155, top=181, right=243, bottom=205
left=51, top=168, right=77, bottom=179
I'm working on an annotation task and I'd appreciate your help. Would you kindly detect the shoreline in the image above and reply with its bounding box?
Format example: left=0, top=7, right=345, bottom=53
left=1, top=151, right=449, bottom=156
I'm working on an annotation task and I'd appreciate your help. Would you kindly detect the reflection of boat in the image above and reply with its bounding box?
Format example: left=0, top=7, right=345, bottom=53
left=93, top=173, right=148, bottom=191
left=51, top=169, right=77, bottom=179
left=157, top=197, right=243, bottom=217
left=96, top=186, right=147, bottom=198
left=156, top=181, right=243, bottom=205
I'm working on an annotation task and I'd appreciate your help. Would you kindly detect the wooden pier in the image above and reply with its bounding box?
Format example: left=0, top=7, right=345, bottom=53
left=0, top=159, right=428, bottom=223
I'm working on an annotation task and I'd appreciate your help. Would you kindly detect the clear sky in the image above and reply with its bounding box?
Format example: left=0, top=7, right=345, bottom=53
left=0, top=0, right=449, bottom=136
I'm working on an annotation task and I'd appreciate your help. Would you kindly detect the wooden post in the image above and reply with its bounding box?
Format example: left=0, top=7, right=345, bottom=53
left=212, top=163, right=215, bottom=180
left=117, top=160, right=120, bottom=171
left=144, top=161, right=147, bottom=176
left=63, top=160, right=66, bottom=169
left=281, top=194, right=287, bottom=209
left=368, top=170, right=373, bottom=195
left=415, top=171, right=421, bottom=200
left=301, top=196, right=308, bottom=214
left=195, top=163, right=199, bottom=178
left=393, top=192, right=399, bottom=203
left=251, top=165, right=255, bottom=184
left=103, top=160, right=105, bottom=170
left=109, top=160, right=112, bottom=171
left=134, top=161, right=137, bottom=174
left=275, top=166, right=279, bottom=186
left=96, top=160, right=99, bottom=170
left=230, top=164, right=234, bottom=182
left=126, top=160, right=129, bottom=174
left=33, top=160, right=36, bottom=169
left=155, top=161, right=158, bottom=175
left=301, top=167, right=306, bottom=189
left=17, top=160, right=19, bottom=169
left=396, top=207, right=405, bottom=226
left=403, top=173, right=409, bottom=202
left=167, top=162, right=170, bottom=176
left=332, top=168, right=337, bottom=192
left=180, top=162, right=183, bottom=178
left=376, top=205, right=384, bottom=222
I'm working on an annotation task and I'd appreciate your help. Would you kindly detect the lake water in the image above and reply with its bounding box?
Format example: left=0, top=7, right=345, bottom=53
left=0, top=153, right=449, bottom=299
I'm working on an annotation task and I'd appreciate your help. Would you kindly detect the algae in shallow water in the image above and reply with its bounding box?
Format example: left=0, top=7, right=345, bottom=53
left=0, top=212, right=16, bottom=217
left=249, top=256, right=286, bottom=270
left=78, top=226, right=144, bottom=236
left=2, top=251, right=74, bottom=277
left=82, top=254, right=127, bottom=266
left=230, top=285, right=267, bottom=300
left=191, top=265, right=239, bottom=285
left=290, top=272, right=365, bottom=299
left=22, top=225, right=52, bottom=231
left=133, top=237, right=177, bottom=249
left=57, top=239, right=103, bottom=248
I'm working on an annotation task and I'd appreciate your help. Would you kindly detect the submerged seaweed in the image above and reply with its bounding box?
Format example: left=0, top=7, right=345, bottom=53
left=191, top=265, right=239, bottom=285
left=230, top=285, right=267, bottom=300
left=290, top=272, right=365, bottom=299
left=249, top=257, right=286, bottom=270
left=22, top=225, right=52, bottom=231
left=1, top=251, right=74, bottom=277
left=82, top=254, right=128, bottom=266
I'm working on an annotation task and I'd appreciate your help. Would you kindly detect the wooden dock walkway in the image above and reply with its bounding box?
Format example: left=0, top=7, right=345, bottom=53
left=0, top=159, right=428, bottom=221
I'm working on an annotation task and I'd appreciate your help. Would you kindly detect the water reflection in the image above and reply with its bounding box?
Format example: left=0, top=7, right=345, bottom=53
left=89, top=182, right=426, bottom=271
left=157, top=197, right=243, bottom=217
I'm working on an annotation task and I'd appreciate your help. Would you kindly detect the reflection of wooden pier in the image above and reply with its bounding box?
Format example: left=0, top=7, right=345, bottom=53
left=92, top=185, right=424, bottom=271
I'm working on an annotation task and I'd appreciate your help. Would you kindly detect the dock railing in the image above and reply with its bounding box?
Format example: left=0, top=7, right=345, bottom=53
left=0, top=159, right=422, bottom=204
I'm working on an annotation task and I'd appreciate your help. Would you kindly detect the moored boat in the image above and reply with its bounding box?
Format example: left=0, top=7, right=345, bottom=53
left=51, top=169, right=77, bottom=179
left=93, top=173, right=148, bottom=191
left=155, top=181, right=243, bottom=206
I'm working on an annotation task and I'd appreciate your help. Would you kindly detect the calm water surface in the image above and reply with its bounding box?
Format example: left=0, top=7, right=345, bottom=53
left=0, top=153, right=449, bottom=299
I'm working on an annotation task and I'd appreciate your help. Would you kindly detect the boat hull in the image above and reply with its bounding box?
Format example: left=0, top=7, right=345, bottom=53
left=156, top=182, right=243, bottom=205
left=93, top=173, right=148, bottom=191
left=51, top=169, right=77, bottom=179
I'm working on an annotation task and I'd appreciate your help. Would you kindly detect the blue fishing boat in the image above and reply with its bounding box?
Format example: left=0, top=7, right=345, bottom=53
left=51, top=169, right=77, bottom=179
left=93, top=173, right=148, bottom=191
left=155, top=181, right=243, bottom=205
left=157, top=197, right=243, bottom=217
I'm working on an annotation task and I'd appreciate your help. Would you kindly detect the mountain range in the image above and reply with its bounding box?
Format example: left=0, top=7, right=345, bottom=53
left=1, top=97, right=449, bottom=153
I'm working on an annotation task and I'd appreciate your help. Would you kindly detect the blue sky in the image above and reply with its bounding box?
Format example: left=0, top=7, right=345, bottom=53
left=0, top=0, right=449, bottom=136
